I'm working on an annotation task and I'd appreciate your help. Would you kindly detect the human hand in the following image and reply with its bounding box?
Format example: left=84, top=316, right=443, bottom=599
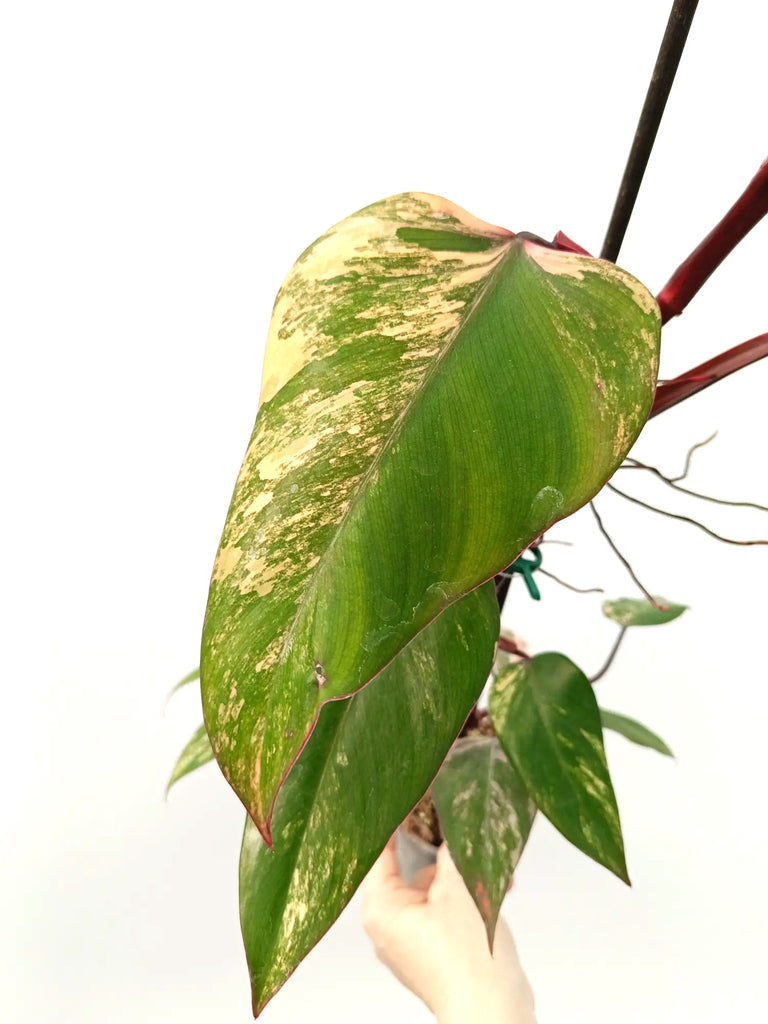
left=362, top=838, right=537, bottom=1024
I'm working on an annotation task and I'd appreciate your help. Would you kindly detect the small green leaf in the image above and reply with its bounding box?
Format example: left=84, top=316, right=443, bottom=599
left=202, top=192, right=660, bottom=839
left=433, top=736, right=535, bottom=950
left=166, top=724, right=214, bottom=793
left=167, top=667, right=200, bottom=700
left=600, top=709, right=674, bottom=757
left=489, top=653, right=629, bottom=884
left=240, top=583, right=499, bottom=1016
left=602, top=597, right=687, bottom=627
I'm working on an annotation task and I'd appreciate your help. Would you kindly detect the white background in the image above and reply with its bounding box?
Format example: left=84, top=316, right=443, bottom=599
left=2, top=2, right=767, bottom=1022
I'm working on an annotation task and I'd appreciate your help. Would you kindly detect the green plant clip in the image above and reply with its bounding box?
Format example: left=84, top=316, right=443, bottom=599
left=505, top=546, right=543, bottom=601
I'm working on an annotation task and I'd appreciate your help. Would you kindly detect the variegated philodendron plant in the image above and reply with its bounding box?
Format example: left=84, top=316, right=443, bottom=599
left=169, top=192, right=691, bottom=1015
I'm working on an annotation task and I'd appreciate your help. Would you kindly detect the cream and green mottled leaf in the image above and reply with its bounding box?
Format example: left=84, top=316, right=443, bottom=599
left=489, top=652, right=629, bottom=883
left=239, top=583, right=499, bottom=1017
left=201, top=192, right=661, bottom=839
left=600, top=708, right=674, bottom=756
left=603, top=597, right=687, bottom=627
left=432, top=735, right=535, bottom=950
left=166, top=723, right=214, bottom=793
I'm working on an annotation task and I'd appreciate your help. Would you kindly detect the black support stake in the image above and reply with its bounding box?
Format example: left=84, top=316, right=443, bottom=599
left=600, top=0, right=700, bottom=263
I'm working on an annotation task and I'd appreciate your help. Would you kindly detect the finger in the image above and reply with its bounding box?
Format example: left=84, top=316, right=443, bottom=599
left=364, top=836, right=401, bottom=893
left=362, top=838, right=398, bottom=924
left=410, top=861, right=438, bottom=893
left=428, top=842, right=462, bottom=901
left=434, top=842, right=457, bottom=878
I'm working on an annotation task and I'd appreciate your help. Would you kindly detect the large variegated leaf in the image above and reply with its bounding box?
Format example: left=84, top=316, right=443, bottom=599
left=239, top=583, right=499, bottom=1016
left=432, top=735, right=535, bottom=950
left=489, top=652, right=629, bottom=883
left=202, top=192, right=660, bottom=839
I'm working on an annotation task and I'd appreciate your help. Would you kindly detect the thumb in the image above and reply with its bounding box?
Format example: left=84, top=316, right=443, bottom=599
left=364, top=836, right=401, bottom=893
left=429, top=842, right=462, bottom=899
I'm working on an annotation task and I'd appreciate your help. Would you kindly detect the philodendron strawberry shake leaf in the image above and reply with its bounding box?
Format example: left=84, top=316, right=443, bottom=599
left=603, top=597, right=688, bottom=626
left=200, top=193, right=660, bottom=843
left=166, top=724, right=213, bottom=793
left=600, top=710, right=674, bottom=756
left=489, top=652, right=629, bottom=883
left=239, top=583, right=499, bottom=1015
left=432, top=735, right=535, bottom=950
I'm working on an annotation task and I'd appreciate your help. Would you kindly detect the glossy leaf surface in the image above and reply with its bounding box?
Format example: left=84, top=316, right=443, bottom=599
left=600, top=709, right=674, bottom=756
left=239, top=583, right=499, bottom=1016
left=489, top=653, right=629, bottom=883
left=202, top=192, right=660, bottom=837
left=603, top=597, right=687, bottom=627
left=432, top=735, right=535, bottom=949
left=166, top=723, right=214, bottom=793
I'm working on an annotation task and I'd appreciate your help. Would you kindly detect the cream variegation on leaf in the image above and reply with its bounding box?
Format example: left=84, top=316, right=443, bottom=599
left=201, top=192, right=661, bottom=840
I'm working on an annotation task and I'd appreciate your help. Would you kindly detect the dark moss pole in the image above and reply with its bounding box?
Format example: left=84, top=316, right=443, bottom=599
left=600, top=0, right=700, bottom=264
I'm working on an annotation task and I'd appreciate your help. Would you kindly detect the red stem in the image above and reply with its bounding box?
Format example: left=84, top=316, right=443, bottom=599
left=651, top=332, right=768, bottom=417
left=657, top=158, right=768, bottom=324
left=497, top=636, right=530, bottom=659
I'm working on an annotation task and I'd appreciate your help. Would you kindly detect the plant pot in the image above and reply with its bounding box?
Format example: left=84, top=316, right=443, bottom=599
left=396, top=827, right=439, bottom=883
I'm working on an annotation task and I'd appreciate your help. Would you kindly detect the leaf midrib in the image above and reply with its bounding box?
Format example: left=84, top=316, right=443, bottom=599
left=509, top=665, right=614, bottom=831
left=252, top=695, right=353, bottom=1000
left=276, top=237, right=517, bottom=667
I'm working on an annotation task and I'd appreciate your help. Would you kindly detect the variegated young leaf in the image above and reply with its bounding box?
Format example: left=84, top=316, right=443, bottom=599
left=167, top=667, right=200, bottom=701
left=603, top=597, right=687, bottom=627
left=489, top=653, right=629, bottom=883
left=432, top=735, right=535, bottom=950
left=202, top=192, right=661, bottom=840
left=166, top=724, right=214, bottom=793
left=239, top=583, right=499, bottom=1017
left=600, top=708, right=674, bottom=756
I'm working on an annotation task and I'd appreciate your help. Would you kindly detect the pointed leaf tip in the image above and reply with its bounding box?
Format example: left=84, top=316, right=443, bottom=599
left=240, top=584, right=500, bottom=1014
left=166, top=723, right=214, bottom=794
left=489, top=652, right=629, bottom=884
left=167, top=667, right=200, bottom=699
left=433, top=735, right=535, bottom=949
left=600, top=709, right=674, bottom=757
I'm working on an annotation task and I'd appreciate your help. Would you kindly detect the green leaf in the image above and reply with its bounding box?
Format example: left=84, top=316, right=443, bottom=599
left=602, top=597, right=687, bottom=627
left=167, top=667, right=200, bottom=701
left=600, top=709, right=674, bottom=757
left=432, top=736, right=535, bottom=950
left=239, top=583, right=499, bottom=1016
left=489, top=653, right=629, bottom=883
left=166, top=724, right=214, bottom=793
left=202, top=192, right=660, bottom=839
